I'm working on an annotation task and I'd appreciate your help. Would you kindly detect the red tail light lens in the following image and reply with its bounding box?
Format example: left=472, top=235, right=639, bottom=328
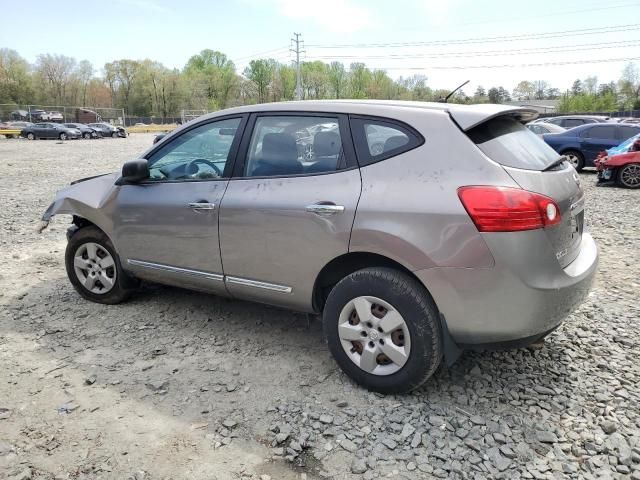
left=457, top=186, right=561, bottom=232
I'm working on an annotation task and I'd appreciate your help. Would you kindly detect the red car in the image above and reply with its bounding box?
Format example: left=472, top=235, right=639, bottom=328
left=595, top=138, right=640, bottom=188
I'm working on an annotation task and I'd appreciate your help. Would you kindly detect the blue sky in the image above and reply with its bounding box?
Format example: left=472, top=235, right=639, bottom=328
left=2, top=0, right=639, bottom=94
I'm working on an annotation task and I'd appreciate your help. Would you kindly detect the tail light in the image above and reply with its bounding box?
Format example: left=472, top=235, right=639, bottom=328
left=457, top=186, right=561, bottom=232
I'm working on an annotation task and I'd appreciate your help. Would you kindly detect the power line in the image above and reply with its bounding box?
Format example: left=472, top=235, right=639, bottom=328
left=307, top=24, right=640, bottom=49
left=350, top=57, right=640, bottom=71
left=304, top=40, right=640, bottom=60
left=398, top=1, right=640, bottom=30
left=234, top=45, right=290, bottom=62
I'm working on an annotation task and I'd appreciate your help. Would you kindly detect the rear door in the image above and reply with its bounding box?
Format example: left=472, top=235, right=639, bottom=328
left=581, top=124, right=618, bottom=163
left=218, top=112, right=361, bottom=311
left=467, top=116, right=585, bottom=268
left=617, top=125, right=640, bottom=143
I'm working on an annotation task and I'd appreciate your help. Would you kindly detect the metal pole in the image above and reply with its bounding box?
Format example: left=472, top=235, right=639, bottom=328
left=291, top=33, right=303, bottom=100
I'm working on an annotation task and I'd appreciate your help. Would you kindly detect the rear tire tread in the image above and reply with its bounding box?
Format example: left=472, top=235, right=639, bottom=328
left=324, top=267, right=442, bottom=394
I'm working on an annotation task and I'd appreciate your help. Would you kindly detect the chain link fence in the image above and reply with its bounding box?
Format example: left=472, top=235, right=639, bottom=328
left=0, top=104, right=125, bottom=125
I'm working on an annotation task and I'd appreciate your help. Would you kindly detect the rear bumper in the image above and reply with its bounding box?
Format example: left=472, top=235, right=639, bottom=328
left=415, top=232, right=598, bottom=346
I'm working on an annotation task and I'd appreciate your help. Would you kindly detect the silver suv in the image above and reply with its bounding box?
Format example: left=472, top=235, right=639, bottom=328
left=42, top=101, right=598, bottom=393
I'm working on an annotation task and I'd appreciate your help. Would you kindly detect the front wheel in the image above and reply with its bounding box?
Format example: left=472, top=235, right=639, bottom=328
left=111, top=131, right=118, bottom=138
left=323, top=267, right=442, bottom=394
left=65, top=226, right=133, bottom=304
left=27, top=132, right=35, bottom=140
left=59, top=132, right=68, bottom=140
left=83, top=132, right=92, bottom=139
left=617, top=163, right=640, bottom=189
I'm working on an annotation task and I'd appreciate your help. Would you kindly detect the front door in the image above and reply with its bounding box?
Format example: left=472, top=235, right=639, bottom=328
left=219, top=113, right=361, bottom=311
left=112, top=116, right=245, bottom=293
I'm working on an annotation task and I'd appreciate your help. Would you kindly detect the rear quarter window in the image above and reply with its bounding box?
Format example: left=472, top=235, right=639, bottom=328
left=467, top=116, right=559, bottom=171
left=350, top=117, right=424, bottom=166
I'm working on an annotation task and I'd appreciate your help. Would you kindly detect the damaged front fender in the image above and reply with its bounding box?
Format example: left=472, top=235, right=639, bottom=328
left=39, top=172, right=120, bottom=232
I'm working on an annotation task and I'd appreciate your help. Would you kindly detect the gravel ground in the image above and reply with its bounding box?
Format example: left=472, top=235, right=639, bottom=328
left=0, top=134, right=639, bottom=480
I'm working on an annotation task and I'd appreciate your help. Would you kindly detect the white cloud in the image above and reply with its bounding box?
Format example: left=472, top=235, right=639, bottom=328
left=275, top=0, right=376, bottom=33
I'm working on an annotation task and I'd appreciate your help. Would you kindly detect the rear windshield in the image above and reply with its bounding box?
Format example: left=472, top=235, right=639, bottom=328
left=467, top=116, right=560, bottom=170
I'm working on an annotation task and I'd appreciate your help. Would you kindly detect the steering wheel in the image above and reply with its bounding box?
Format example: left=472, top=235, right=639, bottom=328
left=188, top=158, right=222, bottom=177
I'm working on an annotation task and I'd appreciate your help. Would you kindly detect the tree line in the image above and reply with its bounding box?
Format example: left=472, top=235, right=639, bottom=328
left=1, top=47, right=639, bottom=119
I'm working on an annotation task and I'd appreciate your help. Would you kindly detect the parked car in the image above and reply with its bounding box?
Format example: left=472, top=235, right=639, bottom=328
left=88, top=122, right=127, bottom=138
left=27, top=109, right=48, bottom=121
left=542, top=123, right=640, bottom=170
left=541, top=115, right=610, bottom=129
left=0, top=121, right=15, bottom=138
left=21, top=122, right=81, bottom=140
left=10, top=110, right=29, bottom=121
left=64, top=123, right=99, bottom=139
left=44, top=111, right=64, bottom=122
left=41, top=101, right=598, bottom=393
left=8, top=121, right=33, bottom=129
left=595, top=134, right=640, bottom=188
left=526, top=122, right=566, bottom=136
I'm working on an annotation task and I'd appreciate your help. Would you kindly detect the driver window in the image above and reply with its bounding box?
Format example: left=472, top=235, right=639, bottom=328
left=147, top=117, right=241, bottom=181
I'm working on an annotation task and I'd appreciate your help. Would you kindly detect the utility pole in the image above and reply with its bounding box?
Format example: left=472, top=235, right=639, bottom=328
left=291, top=33, right=304, bottom=100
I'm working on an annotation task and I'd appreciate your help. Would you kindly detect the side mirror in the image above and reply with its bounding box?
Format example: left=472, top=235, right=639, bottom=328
left=121, top=159, right=149, bottom=183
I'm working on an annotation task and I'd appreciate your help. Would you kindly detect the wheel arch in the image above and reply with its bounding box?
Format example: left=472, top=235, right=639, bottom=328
left=312, top=251, right=422, bottom=312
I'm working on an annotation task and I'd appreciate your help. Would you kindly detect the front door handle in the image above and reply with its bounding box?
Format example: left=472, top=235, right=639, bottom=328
left=306, top=203, right=345, bottom=216
left=188, top=202, right=216, bottom=211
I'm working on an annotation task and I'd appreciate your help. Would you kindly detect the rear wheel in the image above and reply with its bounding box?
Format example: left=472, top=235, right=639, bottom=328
left=563, top=150, right=584, bottom=171
left=65, top=226, right=134, bottom=304
left=323, top=267, right=442, bottom=394
left=83, top=132, right=91, bottom=139
left=26, top=132, right=35, bottom=140
left=617, top=163, right=640, bottom=189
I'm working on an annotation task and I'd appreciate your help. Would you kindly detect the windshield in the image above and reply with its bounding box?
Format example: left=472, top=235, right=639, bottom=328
left=467, top=116, right=560, bottom=170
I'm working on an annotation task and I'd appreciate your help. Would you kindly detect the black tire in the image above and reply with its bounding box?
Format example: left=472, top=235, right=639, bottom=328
left=27, top=132, right=35, bottom=140
left=323, top=267, right=442, bottom=394
left=59, top=132, right=68, bottom=140
left=111, top=131, right=118, bottom=138
left=616, top=163, right=640, bottom=189
left=563, top=149, right=585, bottom=171
left=83, top=132, right=92, bottom=139
left=65, top=226, right=134, bottom=304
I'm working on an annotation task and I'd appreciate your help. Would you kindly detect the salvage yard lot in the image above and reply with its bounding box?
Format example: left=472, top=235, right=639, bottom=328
left=0, top=134, right=639, bottom=480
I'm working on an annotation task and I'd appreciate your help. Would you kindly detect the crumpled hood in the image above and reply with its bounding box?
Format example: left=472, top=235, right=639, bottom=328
left=42, top=172, right=119, bottom=221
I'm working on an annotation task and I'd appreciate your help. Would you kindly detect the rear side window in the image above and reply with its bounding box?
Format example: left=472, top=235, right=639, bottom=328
left=350, top=117, right=423, bottom=166
left=586, top=125, right=615, bottom=139
left=619, top=126, right=640, bottom=140
left=467, top=116, right=559, bottom=171
left=563, top=119, right=584, bottom=128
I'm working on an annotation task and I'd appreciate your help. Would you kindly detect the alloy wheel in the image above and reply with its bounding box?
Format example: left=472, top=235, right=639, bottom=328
left=338, top=296, right=411, bottom=376
left=73, top=242, right=117, bottom=294
left=620, top=163, right=640, bottom=188
left=566, top=153, right=580, bottom=168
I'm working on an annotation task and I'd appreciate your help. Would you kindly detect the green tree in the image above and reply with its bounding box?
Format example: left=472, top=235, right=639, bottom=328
left=243, top=59, right=274, bottom=103
left=0, top=48, right=33, bottom=104
left=328, top=62, right=346, bottom=99
left=184, top=50, right=238, bottom=110
left=512, top=81, right=535, bottom=101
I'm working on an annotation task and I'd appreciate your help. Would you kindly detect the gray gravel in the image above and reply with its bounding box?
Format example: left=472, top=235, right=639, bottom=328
left=0, top=135, right=639, bottom=479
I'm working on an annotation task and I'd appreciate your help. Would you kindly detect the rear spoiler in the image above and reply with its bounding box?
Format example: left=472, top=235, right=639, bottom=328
left=449, top=105, right=539, bottom=131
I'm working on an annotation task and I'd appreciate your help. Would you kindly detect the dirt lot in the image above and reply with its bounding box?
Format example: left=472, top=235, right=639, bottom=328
left=1, top=134, right=639, bottom=480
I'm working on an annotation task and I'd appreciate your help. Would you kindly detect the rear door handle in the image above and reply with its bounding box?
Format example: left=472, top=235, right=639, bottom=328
left=306, top=203, right=345, bottom=216
left=188, top=202, right=216, bottom=211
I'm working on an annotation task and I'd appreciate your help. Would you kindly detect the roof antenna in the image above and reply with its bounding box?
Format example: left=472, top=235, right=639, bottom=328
left=439, top=80, right=470, bottom=103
